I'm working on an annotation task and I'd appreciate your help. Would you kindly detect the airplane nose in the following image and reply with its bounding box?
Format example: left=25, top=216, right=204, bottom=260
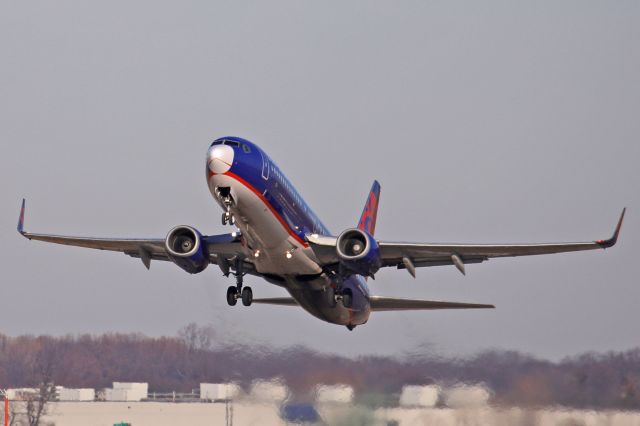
left=208, top=144, right=235, bottom=174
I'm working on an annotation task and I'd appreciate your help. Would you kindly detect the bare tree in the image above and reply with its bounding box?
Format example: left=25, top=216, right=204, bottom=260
left=4, top=399, right=22, bottom=426
left=9, top=403, right=19, bottom=426
left=17, top=337, right=60, bottom=426
left=1, top=389, right=54, bottom=426
left=178, top=323, right=216, bottom=352
left=24, top=383, right=56, bottom=426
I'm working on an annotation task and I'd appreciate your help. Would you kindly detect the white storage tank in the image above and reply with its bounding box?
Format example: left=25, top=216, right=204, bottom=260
left=444, top=384, right=491, bottom=408
left=200, top=383, right=241, bottom=401
left=58, top=388, right=95, bottom=401
left=249, top=380, right=288, bottom=403
left=315, top=385, right=354, bottom=404
left=399, top=385, right=440, bottom=408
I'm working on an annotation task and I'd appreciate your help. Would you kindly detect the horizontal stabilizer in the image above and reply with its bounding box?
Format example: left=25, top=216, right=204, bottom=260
left=369, top=296, right=494, bottom=311
left=252, top=297, right=299, bottom=307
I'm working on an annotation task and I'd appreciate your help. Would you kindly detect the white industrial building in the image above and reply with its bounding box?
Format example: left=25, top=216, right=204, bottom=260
left=315, top=385, right=354, bottom=404
left=4, top=388, right=38, bottom=400
left=58, top=388, right=95, bottom=402
left=443, top=384, right=491, bottom=408
left=249, top=380, right=288, bottom=403
left=104, top=382, right=149, bottom=402
left=199, top=383, right=241, bottom=401
left=399, top=385, right=440, bottom=408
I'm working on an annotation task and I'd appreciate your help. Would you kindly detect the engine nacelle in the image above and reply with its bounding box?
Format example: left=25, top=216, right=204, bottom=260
left=336, top=228, right=381, bottom=277
left=165, top=225, right=209, bottom=274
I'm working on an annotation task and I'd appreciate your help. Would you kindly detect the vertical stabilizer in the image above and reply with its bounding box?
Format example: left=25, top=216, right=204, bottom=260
left=357, top=181, right=381, bottom=236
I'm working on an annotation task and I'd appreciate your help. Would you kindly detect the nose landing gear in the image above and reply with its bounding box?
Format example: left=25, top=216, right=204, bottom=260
left=222, top=211, right=235, bottom=226
left=217, top=187, right=236, bottom=226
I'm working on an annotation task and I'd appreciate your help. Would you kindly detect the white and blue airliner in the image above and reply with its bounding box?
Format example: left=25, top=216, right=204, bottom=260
left=18, top=137, right=625, bottom=330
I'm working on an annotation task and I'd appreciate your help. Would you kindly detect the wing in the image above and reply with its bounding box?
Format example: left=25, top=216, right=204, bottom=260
left=307, top=208, right=625, bottom=276
left=369, top=296, right=494, bottom=311
left=16, top=199, right=254, bottom=274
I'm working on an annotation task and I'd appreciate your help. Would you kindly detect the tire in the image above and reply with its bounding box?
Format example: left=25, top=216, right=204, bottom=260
left=342, top=289, right=353, bottom=308
left=241, top=287, right=253, bottom=306
left=226, top=286, right=237, bottom=306
left=229, top=215, right=235, bottom=226
left=221, top=213, right=228, bottom=225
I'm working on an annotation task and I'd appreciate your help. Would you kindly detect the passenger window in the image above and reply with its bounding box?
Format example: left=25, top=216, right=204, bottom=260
left=242, top=144, right=251, bottom=153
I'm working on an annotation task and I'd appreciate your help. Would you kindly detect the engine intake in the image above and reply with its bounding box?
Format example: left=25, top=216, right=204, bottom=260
left=336, top=228, right=381, bottom=277
left=165, top=225, right=209, bottom=274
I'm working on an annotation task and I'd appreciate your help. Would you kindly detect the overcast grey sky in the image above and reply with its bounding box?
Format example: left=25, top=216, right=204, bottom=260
left=1, top=1, right=638, bottom=360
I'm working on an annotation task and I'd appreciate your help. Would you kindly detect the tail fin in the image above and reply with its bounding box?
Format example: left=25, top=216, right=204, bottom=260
left=357, top=180, right=381, bottom=236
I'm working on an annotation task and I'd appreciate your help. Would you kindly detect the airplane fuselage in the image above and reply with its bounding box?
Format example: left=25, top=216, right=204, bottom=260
left=207, top=137, right=371, bottom=328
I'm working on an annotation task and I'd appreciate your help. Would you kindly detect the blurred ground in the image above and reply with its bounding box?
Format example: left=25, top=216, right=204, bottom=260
left=40, top=401, right=640, bottom=426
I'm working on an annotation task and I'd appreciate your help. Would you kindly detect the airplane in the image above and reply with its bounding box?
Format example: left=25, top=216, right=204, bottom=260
left=17, top=136, right=626, bottom=330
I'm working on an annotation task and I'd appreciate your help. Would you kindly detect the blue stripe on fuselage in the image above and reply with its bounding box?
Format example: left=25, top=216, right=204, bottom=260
left=212, top=136, right=370, bottom=296
left=214, top=136, right=330, bottom=238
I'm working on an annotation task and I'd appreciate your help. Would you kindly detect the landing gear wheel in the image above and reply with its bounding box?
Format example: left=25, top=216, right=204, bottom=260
left=241, top=287, right=253, bottom=306
left=222, top=211, right=235, bottom=226
left=326, top=287, right=337, bottom=308
left=342, top=289, right=353, bottom=308
left=226, top=286, right=238, bottom=306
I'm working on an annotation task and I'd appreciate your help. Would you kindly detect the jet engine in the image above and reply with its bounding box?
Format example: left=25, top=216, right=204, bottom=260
left=335, top=228, right=381, bottom=277
left=165, top=225, right=209, bottom=274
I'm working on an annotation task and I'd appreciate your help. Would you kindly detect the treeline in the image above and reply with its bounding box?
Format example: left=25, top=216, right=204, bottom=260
left=0, top=324, right=639, bottom=409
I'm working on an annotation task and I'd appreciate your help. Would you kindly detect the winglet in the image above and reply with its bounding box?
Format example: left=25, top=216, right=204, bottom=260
left=596, top=208, right=626, bottom=248
left=17, top=198, right=26, bottom=235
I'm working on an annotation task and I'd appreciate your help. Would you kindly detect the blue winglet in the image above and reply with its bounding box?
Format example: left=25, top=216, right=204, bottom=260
left=17, top=198, right=26, bottom=234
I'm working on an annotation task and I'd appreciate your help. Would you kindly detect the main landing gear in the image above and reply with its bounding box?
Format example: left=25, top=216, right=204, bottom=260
left=226, top=258, right=252, bottom=307
left=226, top=286, right=252, bottom=306
left=326, top=286, right=353, bottom=309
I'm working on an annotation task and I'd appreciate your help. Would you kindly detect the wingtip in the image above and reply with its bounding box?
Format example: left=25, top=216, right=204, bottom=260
left=473, top=303, right=496, bottom=309
left=596, top=207, right=626, bottom=248
left=17, top=198, right=26, bottom=235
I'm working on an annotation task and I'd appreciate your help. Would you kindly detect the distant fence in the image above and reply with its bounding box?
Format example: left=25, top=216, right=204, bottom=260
left=145, top=390, right=201, bottom=403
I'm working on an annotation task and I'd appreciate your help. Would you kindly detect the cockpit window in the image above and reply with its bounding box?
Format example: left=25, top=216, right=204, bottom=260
left=224, top=140, right=240, bottom=147
left=211, top=141, right=223, bottom=146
